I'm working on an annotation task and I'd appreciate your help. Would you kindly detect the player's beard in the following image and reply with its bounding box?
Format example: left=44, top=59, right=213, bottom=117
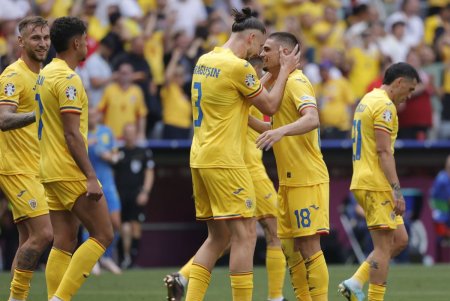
left=27, top=47, right=47, bottom=63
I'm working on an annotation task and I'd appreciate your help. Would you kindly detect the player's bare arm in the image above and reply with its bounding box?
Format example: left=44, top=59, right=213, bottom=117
left=375, top=129, right=405, bottom=216
left=256, top=106, right=319, bottom=151
left=248, top=114, right=271, bottom=134
left=250, top=45, right=300, bottom=115
left=61, top=112, right=103, bottom=201
left=0, top=104, right=35, bottom=131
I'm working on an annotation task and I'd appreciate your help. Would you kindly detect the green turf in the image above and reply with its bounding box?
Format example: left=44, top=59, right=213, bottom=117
left=0, top=264, right=449, bottom=300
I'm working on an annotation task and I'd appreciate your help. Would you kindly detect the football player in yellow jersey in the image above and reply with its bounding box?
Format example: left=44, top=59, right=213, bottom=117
left=252, top=32, right=330, bottom=301
left=337, top=63, right=419, bottom=301
left=34, top=17, right=113, bottom=301
left=0, top=16, right=53, bottom=301
left=186, top=7, right=299, bottom=301
left=165, top=57, right=288, bottom=301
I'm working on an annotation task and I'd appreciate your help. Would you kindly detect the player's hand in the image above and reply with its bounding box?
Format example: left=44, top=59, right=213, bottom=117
left=256, top=129, right=283, bottom=151
left=86, top=178, right=103, bottom=202
left=137, top=191, right=149, bottom=206
left=280, top=44, right=300, bottom=73
left=392, top=189, right=405, bottom=216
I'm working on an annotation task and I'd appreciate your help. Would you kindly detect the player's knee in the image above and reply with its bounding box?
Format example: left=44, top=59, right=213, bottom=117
left=29, top=226, right=53, bottom=251
left=95, top=227, right=114, bottom=248
left=394, top=232, right=409, bottom=254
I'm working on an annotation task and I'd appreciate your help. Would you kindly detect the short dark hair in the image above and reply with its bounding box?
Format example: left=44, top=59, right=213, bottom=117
left=268, top=32, right=299, bottom=50
left=382, top=62, right=421, bottom=85
left=231, top=7, right=266, bottom=34
left=50, top=17, right=86, bottom=53
left=18, top=16, right=48, bottom=35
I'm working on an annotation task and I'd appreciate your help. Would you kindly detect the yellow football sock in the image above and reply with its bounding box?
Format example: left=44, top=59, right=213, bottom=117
left=352, top=261, right=370, bottom=286
left=46, top=247, right=72, bottom=300
left=54, top=238, right=105, bottom=301
left=230, top=272, right=253, bottom=301
left=368, top=283, right=386, bottom=301
left=185, top=263, right=211, bottom=301
left=305, top=251, right=328, bottom=301
left=281, top=239, right=311, bottom=301
left=179, top=256, right=194, bottom=280
left=10, top=268, right=33, bottom=300
left=266, top=246, right=286, bottom=299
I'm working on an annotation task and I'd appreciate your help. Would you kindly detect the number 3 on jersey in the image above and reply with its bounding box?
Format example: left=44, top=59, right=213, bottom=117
left=352, top=119, right=362, bottom=161
left=35, top=93, right=44, bottom=140
left=193, top=82, right=203, bottom=127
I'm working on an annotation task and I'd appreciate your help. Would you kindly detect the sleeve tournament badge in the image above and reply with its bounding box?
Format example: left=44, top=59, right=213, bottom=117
left=65, top=86, right=77, bottom=100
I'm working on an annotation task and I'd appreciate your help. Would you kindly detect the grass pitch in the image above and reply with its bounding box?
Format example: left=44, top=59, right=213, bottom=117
left=0, top=264, right=448, bottom=300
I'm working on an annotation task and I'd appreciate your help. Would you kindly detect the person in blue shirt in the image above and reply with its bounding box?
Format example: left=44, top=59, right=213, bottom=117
left=430, top=155, right=450, bottom=240
left=87, top=107, right=122, bottom=274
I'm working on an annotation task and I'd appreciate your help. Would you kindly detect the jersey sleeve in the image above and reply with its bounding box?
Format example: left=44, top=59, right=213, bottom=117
left=0, top=72, right=25, bottom=107
left=289, top=77, right=318, bottom=113
left=232, top=61, right=263, bottom=99
left=373, top=101, right=396, bottom=134
left=56, top=73, right=85, bottom=114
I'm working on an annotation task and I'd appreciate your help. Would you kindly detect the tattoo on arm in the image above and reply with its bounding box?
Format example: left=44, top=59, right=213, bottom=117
left=390, top=183, right=403, bottom=199
left=369, top=260, right=379, bottom=270
left=17, top=248, right=41, bottom=270
left=0, top=111, right=35, bottom=131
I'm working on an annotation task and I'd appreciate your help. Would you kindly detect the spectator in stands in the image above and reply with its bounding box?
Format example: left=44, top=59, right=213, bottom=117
left=166, top=0, right=207, bottom=39
left=384, top=0, right=424, bottom=47
left=424, top=4, right=450, bottom=46
left=114, top=34, right=159, bottom=135
left=83, top=35, right=117, bottom=107
left=114, top=123, right=155, bottom=269
left=347, top=27, right=381, bottom=100
left=316, top=60, right=356, bottom=139
left=397, top=50, right=434, bottom=140
left=98, top=62, right=148, bottom=141
left=378, top=19, right=413, bottom=63
left=160, top=49, right=192, bottom=139
left=430, top=154, right=450, bottom=260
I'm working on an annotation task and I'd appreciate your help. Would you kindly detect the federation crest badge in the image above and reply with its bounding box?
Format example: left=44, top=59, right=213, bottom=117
left=4, top=83, right=15, bottom=97
left=28, top=199, right=37, bottom=210
left=245, top=74, right=256, bottom=87
left=382, top=110, right=392, bottom=122
left=65, top=86, right=77, bottom=100
left=245, top=199, right=253, bottom=209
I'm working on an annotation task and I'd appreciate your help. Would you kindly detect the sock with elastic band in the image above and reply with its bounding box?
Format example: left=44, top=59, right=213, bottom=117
left=46, top=247, right=72, bottom=300
left=266, top=246, right=286, bottom=300
left=349, top=261, right=370, bottom=289
left=178, top=256, right=194, bottom=287
left=230, top=271, right=253, bottom=301
left=305, top=250, right=329, bottom=301
left=185, top=263, right=211, bottom=301
left=10, top=268, right=33, bottom=300
left=53, top=238, right=105, bottom=301
left=368, top=283, right=386, bottom=301
left=281, top=239, right=311, bottom=301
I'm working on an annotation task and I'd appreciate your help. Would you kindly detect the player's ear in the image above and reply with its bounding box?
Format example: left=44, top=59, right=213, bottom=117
left=17, top=36, right=24, bottom=48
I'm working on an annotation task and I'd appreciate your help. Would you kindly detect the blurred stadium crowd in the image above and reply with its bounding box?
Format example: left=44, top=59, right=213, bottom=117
left=2, top=0, right=450, bottom=141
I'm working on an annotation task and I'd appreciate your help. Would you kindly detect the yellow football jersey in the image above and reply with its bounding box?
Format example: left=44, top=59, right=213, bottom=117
left=272, top=70, right=329, bottom=186
left=98, top=82, right=147, bottom=138
left=190, top=47, right=262, bottom=168
left=35, top=58, right=88, bottom=182
left=161, top=82, right=191, bottom=129
left=244, top=106, right=268, bottom=181
left=0, top=59, right=39, bottom=176
left=350, top=88, right=398, bottom=191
